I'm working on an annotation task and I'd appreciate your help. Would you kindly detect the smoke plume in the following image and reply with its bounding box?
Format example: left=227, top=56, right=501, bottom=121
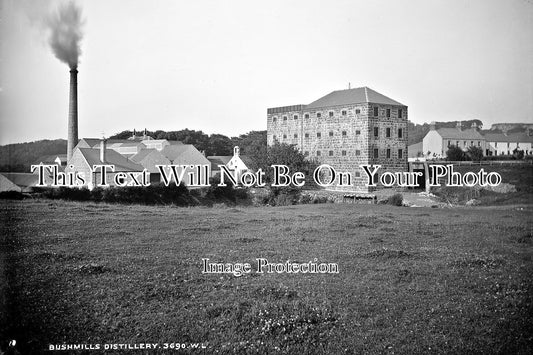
left=46, top=1, right=84, bottom=69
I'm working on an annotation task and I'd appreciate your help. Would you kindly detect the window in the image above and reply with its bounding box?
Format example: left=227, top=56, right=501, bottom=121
left=356, top=130, right=361, bottom=135
left=478, top=141, right=481, bottom=146
left=398, top=109, right=403, bottom=118
left=342, top=131, right=347, bottom=136
left=273, top=117, right=277, bottom=122
left=398, top=128, right=403, bottom=138
left=283, top=134, right=287, bottom=139
left=464, top=141, right=467, bottom=146
left=374, top=127, right=379, bottom=137
left=316, top=151, right=321, bottom=156
left=273, top=135, right=276, bottom=140
left=305, top=133, right=309, bottom=138
left=471, top=141, right=473, bottom=146
left=304, top=113, right=309, bottom=119
left=386, top=148, right=391, bottom=158
left=329, top=131, right=334, bottom=137
left=356, top=109, right=361, bottom=114
left=386, top=128, right=391, bottom=138
left=374, top=148, right=379, bottom=158
left=398, top=149, right=403, bottom=159
left=329, top=151, right=334, bottom=156
left=294, top=114, right=298, bottom=120
left=317, top=112, right=322, bottom=118
left=329, top=111, right=334, bottom=117
left=283, top=116, right=287, bottom=121
left=447, top=140, right=451, bottom=147
left=317, top=132, right=321, bottom=138
left=456, top=141, right=459, bottom=146
left=342, top=150, right=347, bottom=156
left=374, top=107, right=379, bottom=116
left=355, top=150, right=361, bottom=156
left=386, top=109, right=391, bottom=118
left=341, top=110, right=347, bottom=116
left=294, top=134, right=298, bottom=138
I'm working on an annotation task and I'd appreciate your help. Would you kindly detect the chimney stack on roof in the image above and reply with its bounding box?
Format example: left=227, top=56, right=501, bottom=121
left=456, top=121, right=462, bottom=131
left=429, top=121, right=436, bottom=131
left=100, top=137, right=107, bottom=163
left=234, top=146, right=240, bottom=157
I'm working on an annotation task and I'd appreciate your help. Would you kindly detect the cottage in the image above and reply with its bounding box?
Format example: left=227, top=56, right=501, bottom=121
left=207, top=146, right=253, bottom=179
left=422, top=122, right=486, bottom=159
left=483, top=132, right=533, bottom=156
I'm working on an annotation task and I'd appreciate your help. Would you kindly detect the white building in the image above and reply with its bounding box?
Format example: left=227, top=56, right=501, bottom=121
left=422, top=122, right=486, bottom=159
left=483, top=132, right=533, bottom=156
left=207, top=146, right=253, bottom=179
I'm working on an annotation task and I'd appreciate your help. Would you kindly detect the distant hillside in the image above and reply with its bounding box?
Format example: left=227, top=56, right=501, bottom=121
left=0, top=139, right=67, bottom=172
left=408, top=119, right=483, bottom=145
left=489, top=123, right=533, bottom=133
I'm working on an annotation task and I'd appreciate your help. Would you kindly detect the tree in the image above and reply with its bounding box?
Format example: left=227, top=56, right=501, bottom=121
left=513, top=148, right=525, bottom=160
left=467, top=146, right=483, bottom=162
left=207, top=134, right=233, bottom=156
left=232, top=131, right=267, bottom=170
left=266, top=142, right=308, bottom=172
left=446, top=145, right=465, bottom=161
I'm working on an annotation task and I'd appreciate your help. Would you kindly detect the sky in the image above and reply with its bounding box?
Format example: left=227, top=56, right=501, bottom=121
left=0, top=0, right=532, bottom=145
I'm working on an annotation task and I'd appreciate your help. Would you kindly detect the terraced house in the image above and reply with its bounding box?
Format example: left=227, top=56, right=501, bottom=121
left=267, top=87, right=408, bottom=192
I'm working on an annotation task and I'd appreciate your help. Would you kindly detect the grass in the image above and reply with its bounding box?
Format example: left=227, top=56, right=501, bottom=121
left=432, top=164, right=533, bottom=206
left=1, top=200, right=532, bottom=354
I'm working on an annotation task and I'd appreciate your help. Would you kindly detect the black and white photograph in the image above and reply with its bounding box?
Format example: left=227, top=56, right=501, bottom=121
left=1, top=0, right=532, bottom=354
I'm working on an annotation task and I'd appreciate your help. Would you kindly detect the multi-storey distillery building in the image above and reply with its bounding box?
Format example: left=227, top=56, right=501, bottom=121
left=267, top=87, right=408, bottom=192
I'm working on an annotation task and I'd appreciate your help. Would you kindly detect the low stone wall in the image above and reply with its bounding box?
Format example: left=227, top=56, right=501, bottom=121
left=301, top=189, right=377, bottom=204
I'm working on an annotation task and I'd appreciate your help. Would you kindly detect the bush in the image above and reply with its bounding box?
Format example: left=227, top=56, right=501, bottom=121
left=513, top=148, right=525, bottom=160
left=467, top=146, right=483, bottom=162
left=0, top=191, right=24, bottom=200
left=433, top=186, right=480, bottom=205
left=265, top=187, right=301, bottom=206
left=446, top=145, right=465, bottom=161
left=34, top=183, right=193, bottom=206
left=386, top=193, right=403, bottom=206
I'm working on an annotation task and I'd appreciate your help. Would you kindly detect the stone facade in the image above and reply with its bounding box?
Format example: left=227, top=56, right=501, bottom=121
left=267, top=88, right=408, bottom=192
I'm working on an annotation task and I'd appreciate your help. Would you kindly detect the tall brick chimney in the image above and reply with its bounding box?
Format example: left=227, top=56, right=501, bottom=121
left=67, top=68, right=78, bottom=162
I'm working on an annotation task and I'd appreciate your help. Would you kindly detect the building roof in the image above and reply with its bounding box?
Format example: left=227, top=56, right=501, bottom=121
left=0, top=172, right=39, bottom=188
left=435, top=128, right=485, bottom=140
left=207, top=155, right=254, bottom=170
left=207, top=156, right=232, bottom=170
left=483, top=132, right=533, bottom=143
left=33, top=154, right=68, bottom=165
left=161, top=145, right=191, bottom=161
left=161, top=144, right=210, bottom=166
left=77, top=138, right=101, bottom=148
left=306, top=87, right=404, bottom=109
left=77, top=148, right=144, bottom=172
left=130, top=149, right=158, bottom=162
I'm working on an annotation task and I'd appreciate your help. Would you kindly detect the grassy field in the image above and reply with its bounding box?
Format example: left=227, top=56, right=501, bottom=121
left=1, top=200, right=532, bottom=354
